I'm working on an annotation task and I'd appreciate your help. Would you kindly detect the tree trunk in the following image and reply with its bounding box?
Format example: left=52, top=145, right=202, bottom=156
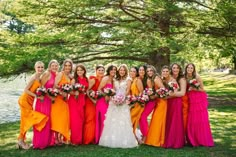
left=233, top=55, right=236, bottom=70
left=147, top=47, right=170, bottom=73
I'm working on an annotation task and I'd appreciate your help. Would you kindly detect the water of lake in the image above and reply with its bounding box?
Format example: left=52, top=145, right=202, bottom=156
left=0, top=74, right=29, bottom=124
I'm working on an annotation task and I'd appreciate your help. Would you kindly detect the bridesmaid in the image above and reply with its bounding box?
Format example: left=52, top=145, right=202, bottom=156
left=51, top=59, right=73, bottom=145
left=95, top=65, right=117, bottom=144
left=139, top=65, right=162, bottom=143
left=185, top=63, right=214, bottom=147
left=33, top=59, right=59, bottom=149
left=68, top=64, right=88, bottom=145
left=164, top=63, right=186, bottom=149
left=83, top=65, right=105, bottom=144
left=17, top=61, right=48, bottom=149
left=130, top=65, right=147, bottom=142
left=145, top=65, right=169, bottom=147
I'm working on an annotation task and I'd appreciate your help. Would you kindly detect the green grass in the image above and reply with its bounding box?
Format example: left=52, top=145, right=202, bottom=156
left=0, top=106, right=235, bottom=157
left=0, top=72, right=235, bottom=157
left=202, top=72, right=236, bottom=97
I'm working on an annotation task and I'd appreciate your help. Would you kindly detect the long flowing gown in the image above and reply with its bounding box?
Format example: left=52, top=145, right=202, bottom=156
left=164, top=97, right=185, bottom=148
left=95, top=83, right=112, bottom=144
left=18, top=80, right=48, bottom=140
left=68, top=77, right=88, bottom=145
left=33, top=72, right=56, bottom=149
left=187, top=90, right=214, bottom=147
left=130, top=78, right=144, bottom=133
left=99, top=79, right=138, bottom=148
left=83, top=76, right=100, bottom=144
left=182, top=93, right=189, bottom=142
left=51, top=72, right=70, bottom=142
left=145, top=98, right=167, bottom=147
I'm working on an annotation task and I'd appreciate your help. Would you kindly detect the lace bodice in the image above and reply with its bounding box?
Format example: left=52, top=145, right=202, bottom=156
left=114, top=78, right=129, bottom=96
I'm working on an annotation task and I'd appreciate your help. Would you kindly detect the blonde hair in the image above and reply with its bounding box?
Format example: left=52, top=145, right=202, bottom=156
left=47, top=59, right=59, bottom=70
left=61, top=59, right=73, bottom=73
left=34, top=61, right=44, bottom=68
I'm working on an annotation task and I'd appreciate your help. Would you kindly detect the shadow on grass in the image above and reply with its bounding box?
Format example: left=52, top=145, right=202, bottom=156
left=0, top=106, right=235, bottom=157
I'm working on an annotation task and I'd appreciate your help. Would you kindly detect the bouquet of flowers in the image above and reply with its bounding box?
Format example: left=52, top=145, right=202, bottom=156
left=168, top=82, right=179, bottom=91
left=156, top=88, right=169, bottom=98
left=36, top=87, right=47, bottom=102
left=111, top=94, right=125, bottom=106
left=144, top=88, right=156, bottom=99
left=88, top=90, right=103, bottom=100
left=103, top=87, right=116, bottom=96
left=60, top=84, right=73, bottom=100
left=47, top=88, right=60, bottom=103
left=126, top=95, right=137, bottom=107
left=136, top=93, right=149, bottom=107
left=73, top=83, right=86, bottom=99
left=188, top=78, right=200, bottom=90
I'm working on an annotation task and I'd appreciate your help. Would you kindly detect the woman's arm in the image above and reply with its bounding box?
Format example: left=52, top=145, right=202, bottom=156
left=53, top=72, right=63, bottom=89
left=126, top=79, right=132, bottom=96
left=170, top=78, right=186, bottom=97
left=154, top=76, right=165, bottom=89
left=40, top=71, right=50, bottom=87
left=24, top=74, right=37, bottom=97
left=97, top=76, right=109, bottom=91
left=136, top=78, right=144, bottom=94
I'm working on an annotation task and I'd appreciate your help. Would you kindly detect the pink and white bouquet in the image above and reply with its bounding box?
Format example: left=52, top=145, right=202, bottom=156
left=137, top=93, right=149, bottom=107
left=126, top=95, right=138, bottom=107
left=168, top=82, right=179, bottom=91
left=36, top=87, right=47, bottom=102
left=188, top=78, right=200, bottom=90
left=156, top=88, right=169, bottom=98
left=88, top=90, right=103, bottom=100
left=111, top=94, right=125, bottom=106
left=73, top=83, right=86, bottom=93
left=144, top=88, right=155, bottom=96
left=47, top=88, right=60, bottom=103
left=60, top=84, right=73, bottom=100
left=73, top=83, right=86, bottom=99
left=103, top=87, right=116, bottom=96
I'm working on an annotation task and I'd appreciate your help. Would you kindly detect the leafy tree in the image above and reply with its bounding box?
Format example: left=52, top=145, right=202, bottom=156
left=0, top=0, right=236, bottom=77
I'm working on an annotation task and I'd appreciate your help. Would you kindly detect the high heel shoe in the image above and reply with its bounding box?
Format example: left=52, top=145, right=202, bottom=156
left=17, top=140, right=30, bottom=150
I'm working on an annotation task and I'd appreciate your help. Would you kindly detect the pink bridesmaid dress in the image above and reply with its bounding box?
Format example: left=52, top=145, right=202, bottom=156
left=95, top=83, right=112, bottom=144
left=33, top=71, right=56, bottom=149
left=187, top=90, right=214, bottom=147
left=164, top=97, right=185, bottom=148
left=68, top=77, right=88, bottom=145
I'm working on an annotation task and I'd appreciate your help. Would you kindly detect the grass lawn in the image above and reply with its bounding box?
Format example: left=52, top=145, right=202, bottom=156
left=0, top=72, right=235, bottom=157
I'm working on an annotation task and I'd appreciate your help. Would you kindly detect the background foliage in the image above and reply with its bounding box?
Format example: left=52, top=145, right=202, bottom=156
left=0, top=0, right=235, bottom=76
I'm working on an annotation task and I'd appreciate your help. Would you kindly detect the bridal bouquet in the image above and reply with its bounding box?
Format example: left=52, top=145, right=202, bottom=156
left=188, top=78, right=200, bottom=90
left=168, top=82, right=179, bottom=92
left=88, top=90, right=103, bottom=100
left=47, top=88, right=60, bottom=103
left=126, top=95, right=137, bottom=107
left=60, top=83, right=73, bottom=100
left=36, top=87, right=47, bottom=102
left=156, top=88, right=169, bottom=98
left=103, top=87, right=116, bottom=96
left=73, top=83, right=86, bottom=99
left=137, top=93, right=149, bottom=107
left=111, top=94, right=125, bottom=106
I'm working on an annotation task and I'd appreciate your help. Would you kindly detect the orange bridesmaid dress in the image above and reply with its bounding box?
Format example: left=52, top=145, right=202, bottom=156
left=83, top=76, right=101, bottom=144
left=18, top=80, right=48, bottom=140
left=182, top=93, right=188, bottom=140
left=130, top=78, right=144, bottom=133
left=51, top=73, right=70, bottom=141
left=145, top=98, right=167, bottom=147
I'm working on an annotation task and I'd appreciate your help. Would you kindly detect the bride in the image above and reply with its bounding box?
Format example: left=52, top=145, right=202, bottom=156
left=99, top=64, right=138, bottom=148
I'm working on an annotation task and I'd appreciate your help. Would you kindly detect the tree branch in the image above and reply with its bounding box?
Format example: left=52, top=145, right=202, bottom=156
left=72, top=55, right=148, bottom=63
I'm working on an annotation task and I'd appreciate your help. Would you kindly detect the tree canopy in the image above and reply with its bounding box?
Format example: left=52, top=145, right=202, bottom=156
left=0, top=0, right=235, bottom=76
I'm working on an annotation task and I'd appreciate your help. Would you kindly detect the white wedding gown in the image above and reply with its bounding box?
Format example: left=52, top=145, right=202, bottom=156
left=99, top=78, right=138, bottom=148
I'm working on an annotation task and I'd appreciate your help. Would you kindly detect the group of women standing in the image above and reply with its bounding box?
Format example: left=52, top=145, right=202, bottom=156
left=17, top=59, right=214, bottom=150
